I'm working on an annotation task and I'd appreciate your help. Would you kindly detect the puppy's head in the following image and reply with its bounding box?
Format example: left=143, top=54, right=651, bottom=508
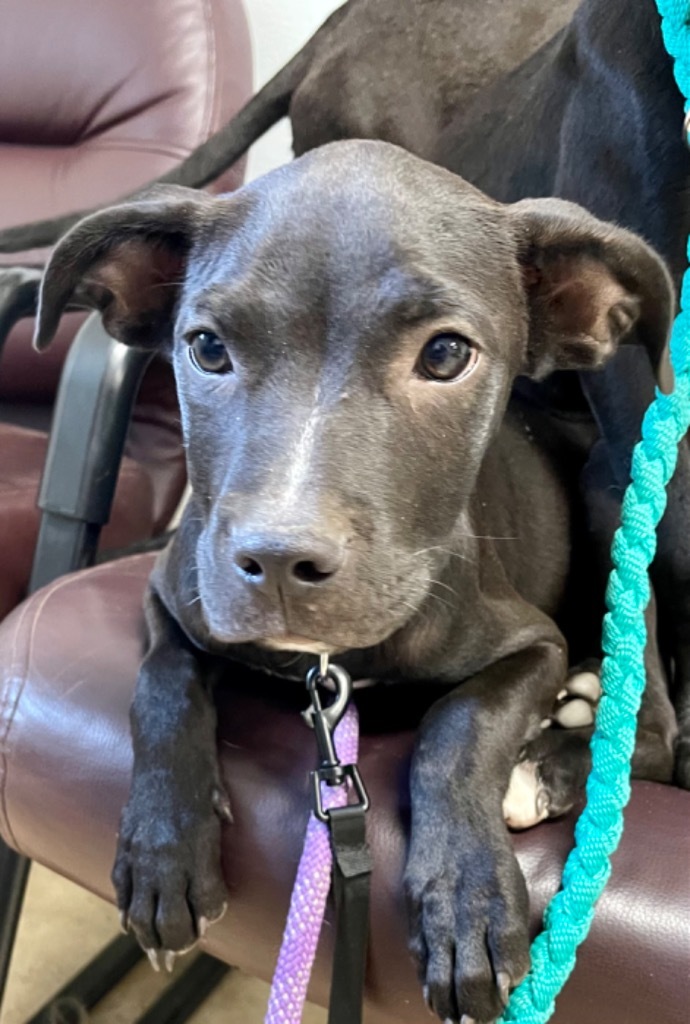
left=36, top=141, right=673, bottom=652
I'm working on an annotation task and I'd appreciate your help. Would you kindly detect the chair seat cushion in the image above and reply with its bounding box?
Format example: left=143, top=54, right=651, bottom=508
left=0, top=554, right=688, bottom=1023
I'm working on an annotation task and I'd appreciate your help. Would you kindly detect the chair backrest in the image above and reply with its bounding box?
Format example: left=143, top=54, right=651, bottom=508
left=0, top=0, right=252, bottom=402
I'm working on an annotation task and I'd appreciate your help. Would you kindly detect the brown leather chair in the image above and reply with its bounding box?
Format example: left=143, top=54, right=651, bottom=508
left=0, top=554, right=688, bottom=1023
left=0, top=0, right=252, bottom=619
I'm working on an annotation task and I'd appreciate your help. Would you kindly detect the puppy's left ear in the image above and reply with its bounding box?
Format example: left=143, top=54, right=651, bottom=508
left=510, top=198, right=674, bottom=381
left=34, top=184, right=215, bottom=352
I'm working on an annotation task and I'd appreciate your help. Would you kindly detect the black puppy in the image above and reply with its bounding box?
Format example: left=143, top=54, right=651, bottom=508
left=33, top=142, right=676, bottom=1024
left=2, top=0, right=689, bottom=784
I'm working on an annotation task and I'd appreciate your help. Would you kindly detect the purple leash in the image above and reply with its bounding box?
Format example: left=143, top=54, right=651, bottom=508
left=266, top=663, right=370, bottom=1024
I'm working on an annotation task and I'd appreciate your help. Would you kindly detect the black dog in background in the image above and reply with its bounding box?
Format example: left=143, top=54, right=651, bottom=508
left=1, top=0, right=688, bottom=783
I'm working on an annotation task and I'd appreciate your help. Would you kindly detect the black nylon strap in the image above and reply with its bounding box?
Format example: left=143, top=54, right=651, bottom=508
left=327, top=806, right=372, bottom=1024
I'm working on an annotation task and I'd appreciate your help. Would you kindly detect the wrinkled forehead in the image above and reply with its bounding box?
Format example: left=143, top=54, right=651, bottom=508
left=180, top=157, right=521, bottom=343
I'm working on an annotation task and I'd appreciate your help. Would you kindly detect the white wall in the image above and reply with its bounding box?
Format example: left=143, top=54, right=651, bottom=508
left=243, top=0, right=343, bottom=181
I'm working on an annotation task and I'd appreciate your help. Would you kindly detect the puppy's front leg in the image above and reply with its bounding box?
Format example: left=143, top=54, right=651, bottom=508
left=112, top=590, right=230, bottom=968
left=405, top=642, right=566, bottom=1024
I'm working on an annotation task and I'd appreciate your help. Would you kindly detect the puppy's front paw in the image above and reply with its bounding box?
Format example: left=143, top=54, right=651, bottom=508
left=112, top=783, right=231, bottom=967
left=405, top=831, right=530, bottom=1023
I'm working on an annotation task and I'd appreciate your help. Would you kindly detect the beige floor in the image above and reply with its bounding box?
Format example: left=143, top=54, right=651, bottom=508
left=3, top=863, right=326, bottom=1024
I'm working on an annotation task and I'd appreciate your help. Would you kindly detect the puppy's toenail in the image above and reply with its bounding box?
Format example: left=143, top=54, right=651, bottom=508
left=164, top=950, right=176, bottom=973
left=146, top=949, right=160, bottom=973
left=210, top=901, right=228, bottom=924
left=460, top=1016, right=475, bottom=1024
left=497, top=969, right=511, bottom=1003
left=119, top=910, right=129, bottom=934
left=199, top=901, right=227, bottom=939
left=212, top=788, right=234, bottom=824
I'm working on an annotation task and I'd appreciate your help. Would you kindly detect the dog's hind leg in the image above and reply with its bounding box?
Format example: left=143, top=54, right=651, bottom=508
left=0, top=2, right=352, bottom=255
left=504, top=630, right=676, bottom=831
left=503, top=726, right=592, bottom=830
left=502, top=662, right=601, bottom=829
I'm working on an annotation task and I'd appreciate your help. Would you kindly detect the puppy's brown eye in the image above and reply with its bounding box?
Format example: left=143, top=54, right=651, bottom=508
left=188, top=331, right=232, bottom=375
left=418, top=332, right=476, bottom=381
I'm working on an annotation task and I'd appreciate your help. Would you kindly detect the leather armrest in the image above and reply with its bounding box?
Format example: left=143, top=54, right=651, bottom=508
left=0, top=555, right=688, bottom=1024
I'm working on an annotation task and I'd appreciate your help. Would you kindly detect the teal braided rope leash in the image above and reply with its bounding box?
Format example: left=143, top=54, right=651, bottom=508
left=498, top=2, right=690, bottom=1020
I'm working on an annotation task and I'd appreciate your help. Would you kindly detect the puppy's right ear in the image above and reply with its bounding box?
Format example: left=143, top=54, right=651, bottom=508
left=35, top=185, right=213, bottom=351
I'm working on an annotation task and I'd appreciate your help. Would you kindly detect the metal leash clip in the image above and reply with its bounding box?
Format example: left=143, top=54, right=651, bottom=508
left=303, top=654, right=370, bottom=823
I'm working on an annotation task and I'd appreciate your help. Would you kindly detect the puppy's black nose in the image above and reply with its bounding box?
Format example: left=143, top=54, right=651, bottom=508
left=232, top=530, right=345, bottom=592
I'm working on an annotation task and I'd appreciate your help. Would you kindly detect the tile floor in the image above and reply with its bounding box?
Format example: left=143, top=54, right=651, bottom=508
left=3, top=864, right=326, bottom=1024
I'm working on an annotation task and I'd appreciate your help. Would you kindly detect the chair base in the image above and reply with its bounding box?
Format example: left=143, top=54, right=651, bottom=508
left=3, top=900, right=231, bottom=1024
left=25, top=933, right=142, bottom=1024
left=0, top=842, right=30, bottom=1005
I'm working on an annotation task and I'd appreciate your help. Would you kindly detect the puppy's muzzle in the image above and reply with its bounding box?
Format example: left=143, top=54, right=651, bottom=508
left=230, top=527, right=347, bottom=596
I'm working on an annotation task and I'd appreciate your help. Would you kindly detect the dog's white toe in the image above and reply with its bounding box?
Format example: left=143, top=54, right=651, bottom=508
left=564, top=669, right=601, bottom=703
left=554, top=696, right=595, bottom=728
left=503, top=761, right=549, bottom=829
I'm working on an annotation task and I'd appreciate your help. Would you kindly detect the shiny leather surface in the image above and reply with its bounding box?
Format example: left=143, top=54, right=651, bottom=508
left=0, top=426, right=153, bottom=619
left=0, top=0, right=252, bottom=614
left=0, top=554, right=687, bottom=1023
left=0, top=0, right=251, bottom=258
left=0, top=0, right=252, bottom=367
